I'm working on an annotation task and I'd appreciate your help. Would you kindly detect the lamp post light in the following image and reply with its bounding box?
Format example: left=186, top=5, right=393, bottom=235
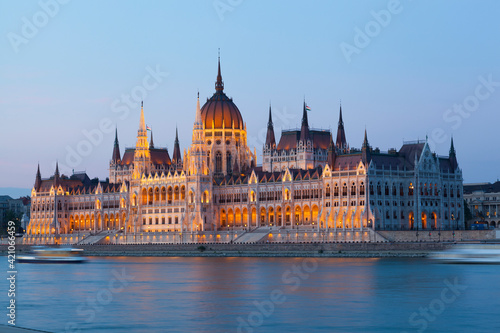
left=452, top=213, right=456, bottom=241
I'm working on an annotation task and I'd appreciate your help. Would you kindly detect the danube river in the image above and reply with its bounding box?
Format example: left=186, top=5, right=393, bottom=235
left=2, top=256, right=500, bottom=332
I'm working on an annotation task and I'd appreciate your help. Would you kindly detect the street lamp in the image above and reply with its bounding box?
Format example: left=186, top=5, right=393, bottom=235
left=452, top=213, right=456, bottom=241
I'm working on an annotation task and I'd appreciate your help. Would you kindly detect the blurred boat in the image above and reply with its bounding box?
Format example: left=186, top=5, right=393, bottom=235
left=18, top=246, right=87, bottom=263
left=429, top=244, right=500, bottom=264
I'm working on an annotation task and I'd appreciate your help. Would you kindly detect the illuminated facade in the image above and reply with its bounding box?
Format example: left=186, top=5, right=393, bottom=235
left=27, top=60, right=465, bottom=237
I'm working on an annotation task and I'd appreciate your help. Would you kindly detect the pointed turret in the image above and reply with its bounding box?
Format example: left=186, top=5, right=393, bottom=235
left=449, top=137, right=458, bottom=171
left=215, top=51, right=224, bottom=92
left=35, top=164, right=42, bottom=191
left=53, top=161, right=60, bottom=187
left=149, top=130, right=154, bottom=149
left=139, top=101, right=146, bottom=134
left=265, top=103, right=276, bottom=149
left=195, top=92, right=202, bottom=124
left=300, top=100, right=310, bottom=143
left=336, top=105, right=347, bottom=153
left=362, top=129, right=371, bottom=165
left=112, top=128, right=121, bottom=163
left=327, top=133, right=336, bottom=168
left=172, top=127, right=182, bottom=169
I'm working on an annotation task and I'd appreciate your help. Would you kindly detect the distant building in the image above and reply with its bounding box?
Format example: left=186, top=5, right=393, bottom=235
left=464, top=181, right=500, bottom=229
left=26, top=59, right=465, bottom=237
left=0, top=195, right=30, bottom=229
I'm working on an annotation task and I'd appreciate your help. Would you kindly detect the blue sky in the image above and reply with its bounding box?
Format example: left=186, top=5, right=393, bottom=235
left=1, top=0, right=499, bottom=194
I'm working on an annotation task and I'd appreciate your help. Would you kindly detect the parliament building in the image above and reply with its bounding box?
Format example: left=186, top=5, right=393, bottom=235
left=27, top=59, right=465, bottom=238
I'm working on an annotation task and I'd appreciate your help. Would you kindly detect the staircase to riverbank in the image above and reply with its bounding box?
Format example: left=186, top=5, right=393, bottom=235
left=234, top=227, right=272, bottom=243
left=77, top=231, right=116, bottom=245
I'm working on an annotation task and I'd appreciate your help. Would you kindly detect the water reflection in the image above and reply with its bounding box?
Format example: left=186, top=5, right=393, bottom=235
left=1, top=257, right=499, bottom=332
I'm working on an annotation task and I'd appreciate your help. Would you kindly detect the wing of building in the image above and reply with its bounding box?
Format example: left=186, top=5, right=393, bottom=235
left=27, top=59, right=464, bottom=237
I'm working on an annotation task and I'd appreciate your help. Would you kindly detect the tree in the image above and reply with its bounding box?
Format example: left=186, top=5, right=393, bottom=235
left=1, top=209, right=23, bottom=235
left=463, top=200, right=473, bottom=229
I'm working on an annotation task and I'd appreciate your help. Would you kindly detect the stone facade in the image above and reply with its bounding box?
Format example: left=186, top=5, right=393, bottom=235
left=464, top=181, right=500, bottom=229
left=26, top=60, right=465, bottom=238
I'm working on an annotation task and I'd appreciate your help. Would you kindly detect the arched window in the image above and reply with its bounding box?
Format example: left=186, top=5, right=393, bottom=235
left=154, top=187, right=160, bottom=202
left=360, top=182, right=365, bottom=196
left=174, top=186, right=179, bottom=201
left=342, top=183, right=347, bottom=197
left=392, top=184, right=396, bottom=196
left=351, top=182, right=356, bottom=196
left=161, top=187, right=166, bottom=202
left=370, top=182, right=374, bottom=195
left=385, top=182, right=389, bottom=196
left=326, top=184, right=331, bottom=197
left=400, top=183, right=404, bottom=196
left=148, top=188, right=153, bottom=205
left=334, top=183, right=339, bottom=197
left=408, top=183, right=414, bottom=196
left=377, top=183, right=382, bottom=196
left=215, top=151, right=222, bottom=174
left=167, top=187, right=173, bottom=204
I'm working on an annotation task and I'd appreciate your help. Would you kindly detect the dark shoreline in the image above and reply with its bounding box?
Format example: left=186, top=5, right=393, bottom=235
left=1, top=242, right=449, bottom=257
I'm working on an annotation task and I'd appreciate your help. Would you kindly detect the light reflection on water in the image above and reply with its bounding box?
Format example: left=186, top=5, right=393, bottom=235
left=1, top=257, right=499, bottom=332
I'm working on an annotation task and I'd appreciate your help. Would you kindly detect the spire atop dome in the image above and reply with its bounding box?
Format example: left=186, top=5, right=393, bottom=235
left=215, top=50, right=224, bottom=92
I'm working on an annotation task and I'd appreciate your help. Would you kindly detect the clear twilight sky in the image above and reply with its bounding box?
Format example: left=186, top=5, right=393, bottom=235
left=1, top=0, right=499, bottom=195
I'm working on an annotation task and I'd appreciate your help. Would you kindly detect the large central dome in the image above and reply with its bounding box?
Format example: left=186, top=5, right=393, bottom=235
left=200, top=59, right=244, bottom=130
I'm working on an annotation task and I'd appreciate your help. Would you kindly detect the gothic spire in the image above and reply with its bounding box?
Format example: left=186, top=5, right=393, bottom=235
left=35, top=164, right=42, bottom=191
left=300, top=99, right=310, bottom=143
left=149, top=130, right=154, bottom=149
left=449, top=137, right=458, bottom=171
left=172, top=126, right=182, bottom=168
left=327, top=133, right=336, bottom=168
left=139, top=101, right=146, bottom=132
left=54, top=161, right=60, bottom=186
left=362, top=128, right=369, bottom=148
left=195, top=91, right=202, bottom=124
left=362, top=129, right=371, bottom=165
left=265, top=103, right=276, bottom=148
left=55, top=161, right=59, bottom=178
left=215, top=50, right=224, bottom=92
left=112, top=128, right=121, bottom=163
left=449, top=136, right=456, bottom=157
left=336, top=104, right=347, bottom=153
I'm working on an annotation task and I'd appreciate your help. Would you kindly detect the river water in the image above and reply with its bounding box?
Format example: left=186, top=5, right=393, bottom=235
left=2, top=256, right=500, bottom=332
